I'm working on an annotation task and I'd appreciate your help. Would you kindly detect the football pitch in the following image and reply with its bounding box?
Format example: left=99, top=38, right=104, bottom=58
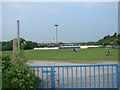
left=2, top=48, right=118, bottom=63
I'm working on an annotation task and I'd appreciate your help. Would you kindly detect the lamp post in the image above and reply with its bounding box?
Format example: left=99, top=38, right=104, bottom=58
left=54, top=24, right=58, bottom=45
left=17, top=20, right=20, bottom=62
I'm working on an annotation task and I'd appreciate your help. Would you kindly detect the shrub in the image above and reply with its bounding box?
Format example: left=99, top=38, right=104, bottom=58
left=2, top=55, right=40, bottom=90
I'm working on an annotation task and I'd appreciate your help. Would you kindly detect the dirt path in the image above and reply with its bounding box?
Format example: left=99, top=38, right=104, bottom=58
left=27, top=60, right=118, bottom=66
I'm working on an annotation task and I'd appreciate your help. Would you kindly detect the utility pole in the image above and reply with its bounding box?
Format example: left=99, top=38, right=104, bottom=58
left=54, top=24, right=58, bottom=45
left=17, top=20, right=20, bottom=62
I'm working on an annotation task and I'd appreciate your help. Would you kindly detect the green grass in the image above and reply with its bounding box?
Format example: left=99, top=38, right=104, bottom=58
left=2, top=48, right=118, bottom=63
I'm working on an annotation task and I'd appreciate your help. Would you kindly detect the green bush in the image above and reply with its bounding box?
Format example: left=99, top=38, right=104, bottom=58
left=2, top=55, right=40, bottom=90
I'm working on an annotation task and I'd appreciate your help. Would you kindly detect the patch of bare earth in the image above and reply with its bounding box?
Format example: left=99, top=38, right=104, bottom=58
left=27, top=60, right=118, bottom=66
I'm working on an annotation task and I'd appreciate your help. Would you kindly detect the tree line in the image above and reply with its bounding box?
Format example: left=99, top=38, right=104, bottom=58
left=1, top=33, right=120, bottom=51
left=2, top=38, right=38, bottom=51
left=79, top=33, right=120, bottom=46
left=96, top=33, right=120, bottom=46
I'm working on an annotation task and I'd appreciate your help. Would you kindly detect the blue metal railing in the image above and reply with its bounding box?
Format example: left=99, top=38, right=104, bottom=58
left=28, top=64, right=119, bottom=89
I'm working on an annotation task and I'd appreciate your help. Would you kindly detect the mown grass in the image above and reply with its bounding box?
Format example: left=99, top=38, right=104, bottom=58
left=2, top=48, right=118, bottom=63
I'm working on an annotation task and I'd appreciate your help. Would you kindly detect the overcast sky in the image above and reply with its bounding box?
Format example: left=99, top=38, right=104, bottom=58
left=2, top=2, right=118, bottom=43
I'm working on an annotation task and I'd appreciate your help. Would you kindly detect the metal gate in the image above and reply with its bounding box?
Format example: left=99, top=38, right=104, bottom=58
left=28, top=64, right=119, bottom=89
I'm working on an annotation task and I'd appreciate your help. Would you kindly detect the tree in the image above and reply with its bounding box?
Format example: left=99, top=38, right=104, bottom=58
left=2, top=38, right=39, bottom=51
left=2, top=55, right=40, bottom=89
left=2, top=41, right=12, bottom=51
left=113, top=32, right=117, bottom=37
left=96, top=33, right=119, bottom=46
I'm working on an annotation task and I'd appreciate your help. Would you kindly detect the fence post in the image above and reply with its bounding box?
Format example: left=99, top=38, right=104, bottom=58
left=51, top=66, right=55, bottom=88
left=116, top=64, right=119, bottom=88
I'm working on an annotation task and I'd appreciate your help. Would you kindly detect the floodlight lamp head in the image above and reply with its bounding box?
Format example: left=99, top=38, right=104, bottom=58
left=55, top=24, right=58, bottom=26
left=17, top=20, right=19, bottom=22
